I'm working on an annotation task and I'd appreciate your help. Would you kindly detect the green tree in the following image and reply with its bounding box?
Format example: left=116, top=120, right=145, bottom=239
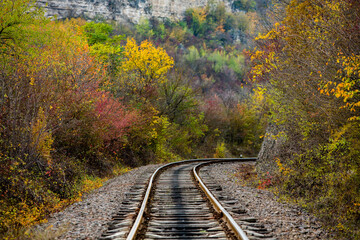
left=185, top=8, right=208, bottom=36
left=83, top=21, right=124, bottom=81
left=0, top=0, right=45, bottom=53
left=157, top=72, right=198, bottom=123
left=232, top=0, right=256, bottom=11
left=83, top=22, right=113, bottom=45
left=136, top=18, right=154, bottom=39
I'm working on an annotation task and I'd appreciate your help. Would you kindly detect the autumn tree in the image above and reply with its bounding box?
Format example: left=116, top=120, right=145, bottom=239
left=250, top=0, right=360, bottom=237
left=118, top=38, right=174, bottom=99
left=0, top=15, right=136, bottom=237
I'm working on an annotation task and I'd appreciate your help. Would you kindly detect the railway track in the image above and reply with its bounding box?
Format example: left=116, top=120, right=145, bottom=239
left=100, top=159, right=275, bottom=240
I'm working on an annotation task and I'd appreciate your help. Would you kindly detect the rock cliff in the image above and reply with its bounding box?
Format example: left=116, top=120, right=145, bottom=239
left=37, top=0, right=232, bottom=23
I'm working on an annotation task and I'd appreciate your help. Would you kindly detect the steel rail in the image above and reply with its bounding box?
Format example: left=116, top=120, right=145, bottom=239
left=193, top=160, right=255, bottom=240
left=125, top=157, right=256, bottom=240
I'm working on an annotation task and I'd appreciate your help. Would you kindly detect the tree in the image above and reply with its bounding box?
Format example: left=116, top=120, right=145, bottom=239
left=83, top=22, right=113, bottom=45
left=185, top=8, right=208, bottom=36
left=119, top=38, right=174, bottom=99
left=0, top=16, right=135, bottom=235
left=250, top=0, right=360, bottom=237
left=83, top=22, right=124, bottom=80
left=232, top=0, right=256, bottom=11
left=136, top=18, right=154, bottom=39
left=0, top=0, right=45, bottom=53
left=157, top=71, right=198, bottom=123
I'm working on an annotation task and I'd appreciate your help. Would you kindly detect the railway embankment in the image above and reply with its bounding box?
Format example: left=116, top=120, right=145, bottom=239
left=34, top=161, right=331, bottom=239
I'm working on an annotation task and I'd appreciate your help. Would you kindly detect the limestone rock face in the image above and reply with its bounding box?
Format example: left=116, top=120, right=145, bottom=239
left=38, top=0, right=231, bottom=23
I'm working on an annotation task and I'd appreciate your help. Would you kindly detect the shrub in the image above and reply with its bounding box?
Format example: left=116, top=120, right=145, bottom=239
left=213, top=142, right=228, bottom=158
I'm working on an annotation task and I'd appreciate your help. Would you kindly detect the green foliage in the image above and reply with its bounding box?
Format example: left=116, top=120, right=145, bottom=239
left=0, top=0, right=46, bottom=52
left=226, top=102, right=265, bottom=155
left=279, top=127, right=360, bottom=237
left=155, top=22, right=166, bottom=40
left=207, top=50, right=244, bottom=76
left=185, top=8, right=207, bottom=37
left=83, top=22, right=113, bottom=45
left=207, top=51, right=227, bottom=73
left=232, top=0, right=256, bottom=11
left=83, top=22, right=124, bottom=78
left=184, top=46, right=201, bottom=63
left=136, top=18, right=154, bottom=39
left=224, top=14, right=236, bottom=31
left=213, top=142, right=228, bottom=158
left=227, top=54, right=245, bottom=76
left=234, top=12, right=249, bottom=31
left=157, top=73, right=198, bottom=122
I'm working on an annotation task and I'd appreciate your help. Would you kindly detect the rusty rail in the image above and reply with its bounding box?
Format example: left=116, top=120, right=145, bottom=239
left=125, top=157, right=256, bottom=240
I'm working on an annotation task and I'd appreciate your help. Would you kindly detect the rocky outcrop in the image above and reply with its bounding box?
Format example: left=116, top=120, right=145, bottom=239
left=256, top=122, right=285, bottom=174
left=38, top=0, right=232, bottom=24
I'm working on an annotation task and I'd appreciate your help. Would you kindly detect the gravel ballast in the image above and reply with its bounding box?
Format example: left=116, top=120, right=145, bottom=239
left=36, top=161, right=332, bottom=239
left=35, top=164, right=161, bottom=240
left=204, top=162, right=332, bottom=240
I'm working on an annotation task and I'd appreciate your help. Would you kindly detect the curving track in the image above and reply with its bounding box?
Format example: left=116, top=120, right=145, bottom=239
left=145, top=162, right=227, bottom=239
left=100, top=159, right=274, bottom=240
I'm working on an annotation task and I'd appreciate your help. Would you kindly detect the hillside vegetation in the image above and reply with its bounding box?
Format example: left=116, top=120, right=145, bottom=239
left=250, top=0, right=360, bottom=238
left=0, top=0, right=264, bottom=238
left=1, top=0, right=359, bottom=239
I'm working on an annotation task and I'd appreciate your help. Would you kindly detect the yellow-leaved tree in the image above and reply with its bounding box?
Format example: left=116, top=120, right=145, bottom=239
left=119, top=38, right=174, bottom=99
